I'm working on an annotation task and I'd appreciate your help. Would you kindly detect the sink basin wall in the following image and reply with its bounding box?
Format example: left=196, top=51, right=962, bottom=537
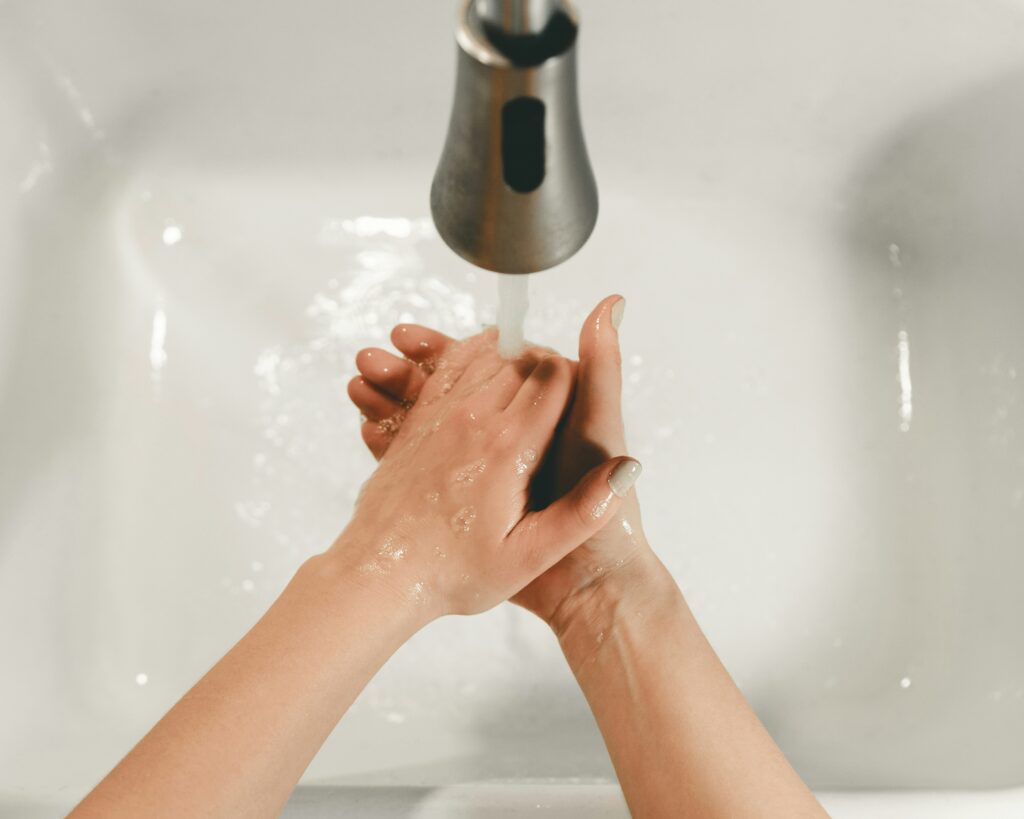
left=2, top=0, right=1024, bottom=815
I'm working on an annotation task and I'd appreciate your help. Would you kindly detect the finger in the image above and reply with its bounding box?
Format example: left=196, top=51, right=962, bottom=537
left=391, top=324, right=455, bottom=366
left=355, top=348, right=426, bottom=402
left=503, top=355, right=573, bottom=430
left=418, top=327, right=499, bottom=404
left=361, top=418, right=402, bottom=461
left=469, top=351, right=547, bottom=411
left=453, top=337, right=554, bottom=407
left=449, top=345, right=507, bottom=399
left=575, top=295, right=627, bottom=451
left=511, top=457, right=643, bottom=575
left=347, top=376, right=404, bottom=422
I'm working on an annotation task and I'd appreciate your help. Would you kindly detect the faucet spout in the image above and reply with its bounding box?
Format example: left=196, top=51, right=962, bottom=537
left=430, top=0, right=598, bottom=275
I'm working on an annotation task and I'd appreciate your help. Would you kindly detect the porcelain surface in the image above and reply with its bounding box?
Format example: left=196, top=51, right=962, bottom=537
left=2, top=0, right=1024, bottom=815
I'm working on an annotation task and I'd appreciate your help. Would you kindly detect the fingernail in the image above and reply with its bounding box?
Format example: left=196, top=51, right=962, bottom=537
left=611, top=298, right=626, bottom=330
left=608, top=458, right=642, bottom=497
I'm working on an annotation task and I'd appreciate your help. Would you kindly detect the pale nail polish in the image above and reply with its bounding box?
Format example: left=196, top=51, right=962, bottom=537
left=608, top=458, right=642, bottom=497
left=611, top=298, right=626, bottom=330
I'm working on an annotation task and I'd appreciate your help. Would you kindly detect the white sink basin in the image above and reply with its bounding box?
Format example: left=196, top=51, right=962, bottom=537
left=2, top=0, right=1024, bottom=816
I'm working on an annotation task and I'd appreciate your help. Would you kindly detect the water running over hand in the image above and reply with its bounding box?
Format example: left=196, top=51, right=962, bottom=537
left=496, top=274, right=530, bottom=358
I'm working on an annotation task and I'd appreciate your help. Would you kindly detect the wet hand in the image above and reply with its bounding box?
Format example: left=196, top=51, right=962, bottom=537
left=337, top=327, right=639, bottom=621
left=348, top=297, right=649, bottom=630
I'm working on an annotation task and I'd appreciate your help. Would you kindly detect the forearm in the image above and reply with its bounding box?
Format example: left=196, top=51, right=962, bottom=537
left=555, top=550, right=826, bottom=819
left=70, top=549, right=424, bottom=819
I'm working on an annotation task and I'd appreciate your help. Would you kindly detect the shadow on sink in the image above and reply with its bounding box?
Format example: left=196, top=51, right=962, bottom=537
left=773, top=67, right=1024, bottom=789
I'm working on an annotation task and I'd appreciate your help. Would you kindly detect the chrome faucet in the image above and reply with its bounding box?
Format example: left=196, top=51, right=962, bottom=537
left=475, top=0, right=563, bottom=34
left=431, top=0, right=598, bottom=274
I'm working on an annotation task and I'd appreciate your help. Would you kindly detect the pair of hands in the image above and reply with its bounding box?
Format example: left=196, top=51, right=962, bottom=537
left=334, top=294, right=649, bottom=628
left=71, top=293, right=828, bottom=819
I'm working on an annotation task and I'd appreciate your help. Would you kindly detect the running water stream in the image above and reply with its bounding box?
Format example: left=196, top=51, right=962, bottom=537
left=496, top=274, right=530, bottom=357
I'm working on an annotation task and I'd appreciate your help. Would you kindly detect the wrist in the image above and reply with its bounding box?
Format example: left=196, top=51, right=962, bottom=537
left=300, top=543, right=438, bottom=636
left=553, top=548, right=683, bottom=673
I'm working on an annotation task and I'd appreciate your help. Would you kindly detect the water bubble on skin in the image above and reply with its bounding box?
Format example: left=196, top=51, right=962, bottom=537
left=377, top=413, right=405, bottom=436
left=420, top=355, right=439, bottom=376
left=359, top=560, right=386, bottom=577
left=514, top=448, right=537, bottom=476
left=379, top=538, right=407, bottom=561
left=426, top=491, right=440, bottom=504
left=451, top=506, right=477, bottom=533
left=454, top=459, right=487, bottom=484
left=591, top=494, right=613, bottom=519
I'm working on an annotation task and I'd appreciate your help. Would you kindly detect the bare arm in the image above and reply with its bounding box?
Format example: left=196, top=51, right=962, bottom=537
left=554, top=549, right=828, bottom=819
left=351, top=297, right=827, bottom=819
left=71, top=331, right=637, bottom=819
left=70, top=553, right=420, bottom=819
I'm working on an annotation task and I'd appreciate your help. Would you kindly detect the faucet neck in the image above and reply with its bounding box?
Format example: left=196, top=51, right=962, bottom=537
left=474, top=0, right=561, bottom=35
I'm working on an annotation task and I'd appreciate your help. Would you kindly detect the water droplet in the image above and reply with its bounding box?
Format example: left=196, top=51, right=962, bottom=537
left=135, top=673, right=149, bottom=686
left=591, top=495, right=612, bottom=519
left=379, top=538, right=407, bottom=561
left=899, top=676, right=912, bottom=689
left=451, top=506, right=477, bottom=533
left=377, top=413, right=405, bottom=436
left=454, top=460, right=487, bottom=484
left=514, top=448, right=537, bottom=475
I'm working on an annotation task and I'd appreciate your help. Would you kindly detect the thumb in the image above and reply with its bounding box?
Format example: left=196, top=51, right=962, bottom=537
left=576, top=295, right=627, bottom=452
left=513, top=456, right=643, bottom=575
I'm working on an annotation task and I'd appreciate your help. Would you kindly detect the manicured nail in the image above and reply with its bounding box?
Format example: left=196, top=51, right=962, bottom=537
left=609, top=458, right=642, bottom=497
left=611, top=298, right=626, bottom=330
